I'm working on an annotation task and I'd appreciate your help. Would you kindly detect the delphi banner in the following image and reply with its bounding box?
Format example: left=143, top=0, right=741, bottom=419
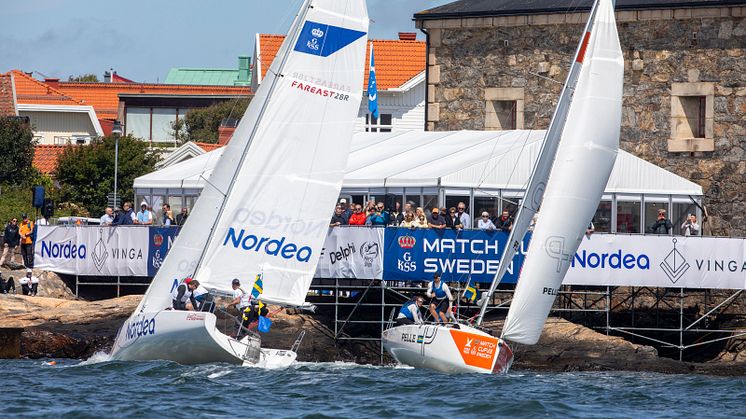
left=314, top=227, right=384, bottom=279
left=34, top=226, right=149, bottom=276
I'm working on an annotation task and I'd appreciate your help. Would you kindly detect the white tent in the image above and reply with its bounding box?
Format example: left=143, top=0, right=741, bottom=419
left=135, top=131, right=703, bottom=196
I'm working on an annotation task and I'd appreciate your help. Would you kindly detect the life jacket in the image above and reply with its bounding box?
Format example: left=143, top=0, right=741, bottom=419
left=432, top=280, right=446, bottom=299
left=399, top=301, right=416, bottom=320
left=171, top=283, right=192, bottom=303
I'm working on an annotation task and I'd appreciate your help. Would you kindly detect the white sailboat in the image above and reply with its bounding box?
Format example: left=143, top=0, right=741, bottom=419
left=110, top=0, right=369, bottom=366
left=382, top=0, right=623, bottom=374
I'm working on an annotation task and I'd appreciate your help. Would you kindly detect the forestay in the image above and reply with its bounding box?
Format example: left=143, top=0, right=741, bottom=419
left=501, top=0, right=624, bottom=344
left=137, top=0, right=368, bottom=312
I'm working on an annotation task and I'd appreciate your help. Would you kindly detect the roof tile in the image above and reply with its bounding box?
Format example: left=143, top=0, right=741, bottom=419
left=11, top=70, right=82, bottom=106
left=33, top=144, right=68, bottom=174
left=0, top=73, right=16, bottom=116
left=193, top=141, right=224, bottom=152
left=257, top=35, right=425, bottom=90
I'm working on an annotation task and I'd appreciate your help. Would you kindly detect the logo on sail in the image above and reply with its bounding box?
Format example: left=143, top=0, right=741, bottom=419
left=222, top=227, right=313, bottom=262
left=294, top=21, right=366, bottom=57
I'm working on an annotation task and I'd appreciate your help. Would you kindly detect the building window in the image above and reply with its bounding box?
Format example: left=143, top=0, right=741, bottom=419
left=365, top=113, right=392, bottom=132
left=669, top=82, right=714, bottom=152
left=484, top=88, right=524, bottom=130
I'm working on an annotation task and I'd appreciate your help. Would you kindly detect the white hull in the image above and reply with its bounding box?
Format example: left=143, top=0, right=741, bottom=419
left=111, top=310, right=295, bottom=368
left=382, top=324, right=513, bottom=374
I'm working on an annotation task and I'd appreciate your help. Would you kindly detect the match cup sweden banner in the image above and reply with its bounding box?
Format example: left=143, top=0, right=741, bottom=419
left=34, top=226, right=149, bottom=276
left=563, top=234, right=746, bottom=289
left=148, top=227, right=180, bottom=276
left=382, top=228, right=529, bottom=283
left=315, top=227, right=384, bottom=279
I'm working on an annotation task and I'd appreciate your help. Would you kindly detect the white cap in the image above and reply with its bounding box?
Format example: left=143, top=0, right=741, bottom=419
left=140, top=200, right=148, bottom=207
left=339, top=198, right=347, bottom=204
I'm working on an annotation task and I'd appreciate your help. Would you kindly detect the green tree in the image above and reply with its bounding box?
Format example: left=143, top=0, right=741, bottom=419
left=179, top=98, right=251, bottom=144
left=55, top=135, right=161, bottom=216
left=67, top=73, right=99, bottom=82
left=0, top=116, right=36, bottom=184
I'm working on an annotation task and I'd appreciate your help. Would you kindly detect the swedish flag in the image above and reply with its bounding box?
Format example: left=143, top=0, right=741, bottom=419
left=252, top=274, right=263, bottom=300
left=464, top=284, right=477, bottom=303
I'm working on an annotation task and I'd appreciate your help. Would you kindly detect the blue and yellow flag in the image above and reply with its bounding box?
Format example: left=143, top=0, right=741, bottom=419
left=252, top=274, right=263, bottom=300
left=464, top=284, right=477, bottom=303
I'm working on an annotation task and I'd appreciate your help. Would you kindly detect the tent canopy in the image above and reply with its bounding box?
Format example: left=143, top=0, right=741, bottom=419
left=134, top=130, right=703, bottom=196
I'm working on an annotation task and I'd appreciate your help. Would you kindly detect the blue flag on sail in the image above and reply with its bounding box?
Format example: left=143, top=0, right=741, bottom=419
left=367, top=42, right=379, bottom=119
left=294, top=21, right=366, bottom=57
left=252, top=274, right=263, bottom=300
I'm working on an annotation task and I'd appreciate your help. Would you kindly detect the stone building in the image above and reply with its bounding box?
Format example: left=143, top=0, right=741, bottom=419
left=415, top=0, right=746, bottom=236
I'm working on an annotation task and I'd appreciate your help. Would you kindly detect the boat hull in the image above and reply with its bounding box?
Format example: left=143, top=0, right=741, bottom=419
left=111, top=311, right=256, bottom=365
left=382, top=324, right=513, bottom=374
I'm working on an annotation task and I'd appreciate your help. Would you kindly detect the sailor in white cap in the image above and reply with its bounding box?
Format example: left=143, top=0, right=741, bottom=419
left=20, top=268, right=39, bottom=296
left=136, top=200, right=153, bottom=225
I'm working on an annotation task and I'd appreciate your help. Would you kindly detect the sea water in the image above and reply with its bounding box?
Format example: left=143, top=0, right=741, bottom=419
left=3, top=356, right=746, bottom=418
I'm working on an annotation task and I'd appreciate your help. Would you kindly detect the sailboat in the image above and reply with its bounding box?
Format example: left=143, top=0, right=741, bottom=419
left=110, top=0, right=369, bottom=366
left=382, top=0, right=623, bottom=374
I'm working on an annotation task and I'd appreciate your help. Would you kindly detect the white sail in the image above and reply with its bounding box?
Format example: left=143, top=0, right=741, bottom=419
left=137, top=0, right=369, bottom=312
left=501, top=0, right=623, bottom=344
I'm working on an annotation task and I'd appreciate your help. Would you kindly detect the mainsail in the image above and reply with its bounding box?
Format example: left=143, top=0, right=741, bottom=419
left=137, top=0, right=369, bottom=312
left=501, top=0, right=623, bottom=344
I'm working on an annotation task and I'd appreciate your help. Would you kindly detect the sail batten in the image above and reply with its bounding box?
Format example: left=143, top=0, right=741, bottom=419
left=501, top=0, right=623, bottom=344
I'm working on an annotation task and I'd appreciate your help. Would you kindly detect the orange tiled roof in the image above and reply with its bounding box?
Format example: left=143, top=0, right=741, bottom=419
left=11, top=70, right=82, bottom=106
left=0, top=73, right=16, bottom=116
left=56, top=82, right=252, bottom=120
left=257, top=35, right=426, bottom=90
left=33, top=144, right=68, bottom=174
left=193, top=141, right=224, bottom=152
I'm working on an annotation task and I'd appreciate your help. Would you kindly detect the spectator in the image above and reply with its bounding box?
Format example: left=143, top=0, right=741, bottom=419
left=681, top=214, right=700, bottom=236
left=113, top=202, right=136, bottom=225
left=36, top=215, right=49, bottom=226
left=365, top=199, right=376, bottom=213
left=427, top=208, right=446, bottom=230
left=0, top=273, right=15, bottom=294
left=586, top=220, right=595, bottom=238
left=1, top=218, right=20, bottom=267
left=338, top=198, right=352, bottom=223
left=348, top=204, right=367, bottom=226
left=457, top=202, right=471, bottom=229
left=20, top=269, right=38, bottom=296
left=413, top=211, right=429, bottom=228
left=330, top=206, right=347, bottom=227
left=366, top=207, right=386, bottom=226
left=496, top=209, right=513, bottom=233
left=445, top=207, right=463, bottom=230
left=162, top=203, right=174, bottom=226
left=100, top=207, right=114, bottom=226
left=389, top=202, right=404, bottom=226
left=176, top=207, right=189, bottom=226
left=18, top=214, right=34, bottom=268
left=376, top=202, right=389, bottom=224
left=136, top=201, right=153, bottom=225
left=399, top=211, right=417, bottom=228
left=649, top=209, right=672, bottom=234
left=478, top=211, right=496, bottom=230
left=528, top=213, right=539, bottom=232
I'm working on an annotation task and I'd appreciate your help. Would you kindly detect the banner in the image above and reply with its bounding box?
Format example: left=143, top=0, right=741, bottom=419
left=564, top=234, right=746, bottom=289
left=147, top=227, right=181, bottom=276
left=315, top=227, right=384, bottom=279
left=382, top=228, right=528, bottom=283
left=34, top=225, right=149, bottom=276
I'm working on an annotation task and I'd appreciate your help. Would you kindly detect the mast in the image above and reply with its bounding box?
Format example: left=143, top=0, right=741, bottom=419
left=476, top=0, right=602, bottom=326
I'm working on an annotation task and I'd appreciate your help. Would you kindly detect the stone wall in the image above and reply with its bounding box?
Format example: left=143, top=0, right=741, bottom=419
left=423, top=9, right=746, bottom=235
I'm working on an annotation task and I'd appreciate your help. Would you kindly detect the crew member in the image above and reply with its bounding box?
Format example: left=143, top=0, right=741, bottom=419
left=172, top=278, right=199, bottom=310
left=396, top=296, right=425, bottom=326
left=192, top=282, right=212, bottom=312
left=427, top=272, right=453, bottom=323
left=227, top=278, right=252, bottom=337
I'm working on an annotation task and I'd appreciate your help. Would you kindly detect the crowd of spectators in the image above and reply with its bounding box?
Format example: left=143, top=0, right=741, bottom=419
left=99, top=201, right=189, bottom=227
left=328, top=198, right=517, bottom=231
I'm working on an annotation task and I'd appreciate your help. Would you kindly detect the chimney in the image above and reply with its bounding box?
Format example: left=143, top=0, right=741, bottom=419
left=398, top=32, right=417, bottom=41
left=104, top=70, right=111, bottom=83
left=218, top=118, right=239, bottom=145
left=44, top=78, right=60, bottom=89
left=237, top=55, right=250, bottom=86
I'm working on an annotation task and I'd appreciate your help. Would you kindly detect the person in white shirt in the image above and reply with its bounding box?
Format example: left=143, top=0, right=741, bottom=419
left=136, top=201, right=153, bottom=225
left=457, top=202, right=471, bottom=229
left=396, top=296, right=425, bottom=326
left=427, top=272, right=453, bottom=323
left=227, top=278, right=252, bottom=337
left=100, top=208, right=114, bottom=226
left=36, top=216, right=49, bottom=226
left=478, top=211, right=497, bottom=230
left=20, top=269, right=39, bottom=296
left=681, top=214, right=700, bottom=236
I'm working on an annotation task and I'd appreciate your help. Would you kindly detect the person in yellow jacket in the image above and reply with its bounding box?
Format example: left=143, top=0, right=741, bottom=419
left=18, top=213, right=34, bottom=268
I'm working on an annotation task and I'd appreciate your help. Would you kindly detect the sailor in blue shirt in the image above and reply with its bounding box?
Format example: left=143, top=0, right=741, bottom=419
left=427, top=272, right=454, bottom=323
left=396, top=296, right=425, bottom=326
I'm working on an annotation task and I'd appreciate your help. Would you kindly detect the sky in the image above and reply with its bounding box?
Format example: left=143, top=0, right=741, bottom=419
left=0, top=0, right=452, bottom=83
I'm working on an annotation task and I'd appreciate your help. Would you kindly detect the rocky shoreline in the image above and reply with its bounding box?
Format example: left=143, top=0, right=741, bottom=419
left=3, top=291, right=746, bottom=375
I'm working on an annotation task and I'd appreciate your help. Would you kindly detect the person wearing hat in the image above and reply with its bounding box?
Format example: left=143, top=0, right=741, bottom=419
left=227, top=278, right=252, bottom=336
left=427, top=272, right=453, bottom=323
left=396, top=295, right=425, bottom=326
left=338, top=198, right=352, bottom=222
left=20, top=268, right=39, bottom=296
left=427, top=207, right=446, bottom=230
left=136, top=201, right=153, bottom=225
left=478, top=211, right=497, bottom=230
left=172, top=277, right=199, bottom=310
left=18, top=214, right=34, bottom=268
